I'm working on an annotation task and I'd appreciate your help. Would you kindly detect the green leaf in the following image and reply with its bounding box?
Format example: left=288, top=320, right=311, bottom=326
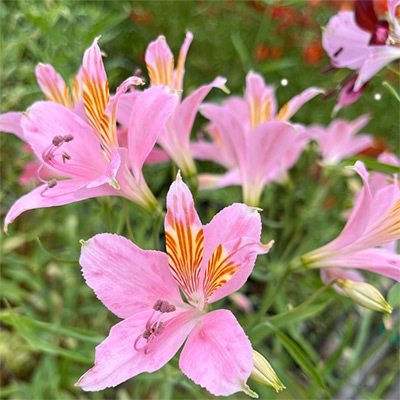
left=387, top=283, right=400, bottom=309
left=231, top=31, right=252, bottom=72
left=251, top=300, right=331, bottom=342
left=265, top=322, right=329, bottom=394
left=1, top=308, right=101, bottom=363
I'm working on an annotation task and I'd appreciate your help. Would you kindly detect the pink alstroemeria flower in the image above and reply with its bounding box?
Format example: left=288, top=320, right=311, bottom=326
left=191, top=71, right=323, bottom=206
left=0, top=60, right=86, bottom=185
left=300, top=161, right=400, bottom=281
left=322, top=0, right=400, bottom=109
left=142, top=32, right=228, bottom=181
left=3, top=38, right=179, bottom=232
left=76, top=173, right=273, bottom=396
left=309, top=114, right=374, bottom=165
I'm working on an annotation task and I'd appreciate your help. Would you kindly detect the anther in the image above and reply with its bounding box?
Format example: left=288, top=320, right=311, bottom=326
left=48, top=179, right=57, bottom=188
left=52, top=135, right=64, bottom=146
left=63, top=134, right=74, bottom=142
left=62, top=152, right=71, bottom=163
left=153, top=299, right=176, bottom=313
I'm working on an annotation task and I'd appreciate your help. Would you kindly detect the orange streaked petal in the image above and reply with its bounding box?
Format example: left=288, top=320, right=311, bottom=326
left=82, top=38, right=116, bottom=152
left=165, top=173, right=204, bottom=303
left=145, top=36, right=174, bottom=87
left=35, top=64, right=73, bottom=109
left=203, top=243, right=239, bottom=300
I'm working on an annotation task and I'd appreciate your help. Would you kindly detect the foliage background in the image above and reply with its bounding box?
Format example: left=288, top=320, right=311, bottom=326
left=0, top=1, right=399, bottom=399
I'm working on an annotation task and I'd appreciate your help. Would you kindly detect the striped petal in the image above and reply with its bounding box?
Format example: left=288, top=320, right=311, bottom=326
left=35, top=63, right=73, bottom=108
left=145, top=35, right=174, bottom=87
left=81, top=37, right=114, bottom=152
left=165, top=173, right=204, bottom=305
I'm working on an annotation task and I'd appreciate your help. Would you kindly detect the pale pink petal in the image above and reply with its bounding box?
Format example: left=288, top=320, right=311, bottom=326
left=333, top=76, right=366, bottom=114
left=327, top=161, right=372, bottom=251
left=389, top=0, right=400, bottom=36
left=159, top=77, right=227, bottom=172
left=276, top=87, right=324, bottom=121
left=311, top=115, right=373, bottom=164
left=319, top=248, right=400, bottom=281
left=35, top=63, right=72, bottom=108
left=115, top=91, right=140, bottom=128
left=322, top=11, right=370, bottom=69
left=179, top=309, right=253, bottom=397
left=0, top=111, right=25, bottom=140
left=22, top=102, right=107, bottom=177
left=4, top=179, right=113, bottom=231
left=145, top=35, right=174, bottom=87
left=86, top=148, right=122, bottom=189
left=245, top=71, right=277, bottom=126
left=243, top=121, right=296, bottom=204
left=354, top=46, right=400, bottom=91
left=80, top=233, right=182, bottom=318
left=145, top=147, right=170, bottom=164
left=200, top=103, right=244, bottom=166
left=202, top=204, right=272, bottom=303
left=128, top=85, right=178, bottom=178
left=197, top=169, right=242, bottom=191
left=190, top=140, right=226, bottom=165
left=165, top=173, right=204, bottom=304
left=77, top=309, right=198, bottom=391
left=173, top=31, right=194, bottom=90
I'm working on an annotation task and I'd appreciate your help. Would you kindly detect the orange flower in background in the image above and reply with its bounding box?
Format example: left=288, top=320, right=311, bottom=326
left=303, top=41, right=323, bottom=66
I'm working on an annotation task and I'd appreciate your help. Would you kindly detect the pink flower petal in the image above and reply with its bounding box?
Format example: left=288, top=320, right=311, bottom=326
left=354, top=46, right=400, bottom=91
left=165, top=173, right=204, bottom=304
left=173, top=31, right=193, bottom=91
left=202, top=203, right=271, bottom=303
left=35, top=63, right=72, bottom=108
left=327, top=161, right=372, bottom=251
left=277, top=87, right=324, bottom=121
left=319, top=248, right=400, bottom=281
left=159, top=77, right=227, bottom=174
left=4, top=179, right=96, bottom=232
left=322, top=11, right=370, bottom=69
left=77, top=309, right=198, bottom=391
left=145, top=35, right=174, bottom=87
left=128, top=85, right=178, bottom=178
left=0, top=111, right=25, bottom=140
left=179, top=309, right=253, bottom=397
left=22, top=101, right=107, bottom=178
left=80, top=233, right=181, bottom=318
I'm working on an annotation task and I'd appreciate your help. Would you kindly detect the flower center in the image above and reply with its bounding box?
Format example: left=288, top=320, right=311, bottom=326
left=134, top=300, right=176, bottom=354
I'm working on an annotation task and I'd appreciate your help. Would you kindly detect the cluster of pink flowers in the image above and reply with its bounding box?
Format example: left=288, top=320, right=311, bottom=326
left=1, top=1, right=399, bottom=397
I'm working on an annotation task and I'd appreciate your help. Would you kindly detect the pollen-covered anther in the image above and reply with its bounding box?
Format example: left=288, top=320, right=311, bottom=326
left=63, top=134, right=74, bottom=142
left=134, top=300, right=175, bottom=354
left=52, top=135, right=65, bottom=146
left=62, top=152, right=71, bottom=163
left=48, top=179, right=57, bottom=188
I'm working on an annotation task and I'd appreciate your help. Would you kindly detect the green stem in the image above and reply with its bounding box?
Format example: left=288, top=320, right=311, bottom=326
left=123, top=198, right=135, bottom=242
left=252, top=267, right=292, bottom=328
left=152, top=210, right=165, bottom=250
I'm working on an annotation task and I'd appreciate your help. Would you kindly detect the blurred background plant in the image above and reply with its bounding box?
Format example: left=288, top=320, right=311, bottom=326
left=0, top=0, right=399, bottom=399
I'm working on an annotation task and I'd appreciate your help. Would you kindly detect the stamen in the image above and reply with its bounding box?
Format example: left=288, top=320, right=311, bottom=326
left=48, top=179, right=57, bottom=188
left=62, top=152, right=71, bottom=163
left=134, top=300, right=175, bottom=354
left=52, top=135, right=65, bottom=146
left=63, top=134, right=74, bottom=142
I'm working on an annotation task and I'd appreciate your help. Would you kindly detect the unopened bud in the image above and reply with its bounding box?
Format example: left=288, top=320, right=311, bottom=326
left=250, top=350, right=285, bottom=392
left=337, top=279, right=393, bottom=313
